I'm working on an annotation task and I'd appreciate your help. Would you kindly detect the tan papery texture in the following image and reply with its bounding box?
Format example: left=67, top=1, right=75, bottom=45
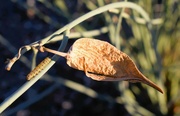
left=66, top=38, right=163, bottom=93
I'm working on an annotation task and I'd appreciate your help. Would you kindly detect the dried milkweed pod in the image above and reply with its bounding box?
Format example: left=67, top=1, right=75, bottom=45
left=37, top=38, right=164, bottom=93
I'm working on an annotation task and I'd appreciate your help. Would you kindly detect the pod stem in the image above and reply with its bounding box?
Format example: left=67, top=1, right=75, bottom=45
left=39, top=46, right=67, bottom=58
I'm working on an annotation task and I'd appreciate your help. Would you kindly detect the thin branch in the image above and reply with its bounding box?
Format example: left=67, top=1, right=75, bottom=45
left=114, top=0, right=127, bottom=50
left=109, top=9, right=163, bottom=25
left=40, top=2, right=151, bottom=45
left=0, top=34, right=68, bottom=114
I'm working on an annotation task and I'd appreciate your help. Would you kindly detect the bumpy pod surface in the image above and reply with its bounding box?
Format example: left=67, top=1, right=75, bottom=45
left=66, top=38, right=163, bottom=93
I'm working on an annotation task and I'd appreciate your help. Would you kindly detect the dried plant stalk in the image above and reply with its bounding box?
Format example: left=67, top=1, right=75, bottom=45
left=27, top=57, right=51, bottom=80
left=31, top=38, right=163, bottom=93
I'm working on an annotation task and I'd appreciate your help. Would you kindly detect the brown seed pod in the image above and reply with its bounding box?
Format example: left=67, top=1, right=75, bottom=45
left=65, top=38, right=163, bottom=93
left=37, top=38, right=163, bottom=93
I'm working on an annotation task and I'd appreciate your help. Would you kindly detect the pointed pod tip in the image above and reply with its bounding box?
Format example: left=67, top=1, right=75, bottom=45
left=158, top=87, right=164, bottom=94
left=155, top=86, right=164, bottom=94
left=141, top=77, right=164, bottom=94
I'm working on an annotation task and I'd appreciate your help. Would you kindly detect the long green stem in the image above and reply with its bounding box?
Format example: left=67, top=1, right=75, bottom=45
left=40, top=2, right=151, bottom=45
